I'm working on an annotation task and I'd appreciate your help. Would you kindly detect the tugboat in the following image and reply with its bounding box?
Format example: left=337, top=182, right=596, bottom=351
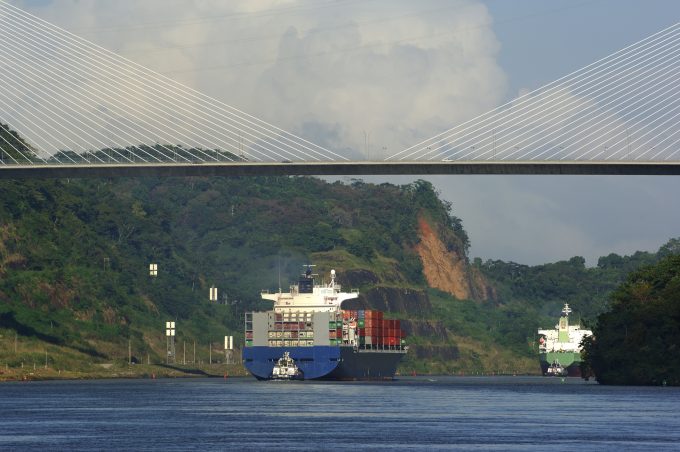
left=271, top=352, right=303, bottom=380
left=545, top=361, right=567, bottom=377
left=538, top=303, right=592, bottom=377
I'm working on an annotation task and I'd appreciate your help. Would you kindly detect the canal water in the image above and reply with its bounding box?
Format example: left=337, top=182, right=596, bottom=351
left=0, top=376, right=678, bottom=450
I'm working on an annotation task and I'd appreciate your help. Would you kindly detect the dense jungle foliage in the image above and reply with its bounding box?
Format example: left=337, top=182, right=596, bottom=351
left=477, top=238, right=680, bottom=324
left=581, top=255, right=680, bottom=386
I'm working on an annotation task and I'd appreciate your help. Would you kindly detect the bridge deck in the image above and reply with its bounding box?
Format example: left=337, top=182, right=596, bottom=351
left=2, top=161, right=680, bottom=179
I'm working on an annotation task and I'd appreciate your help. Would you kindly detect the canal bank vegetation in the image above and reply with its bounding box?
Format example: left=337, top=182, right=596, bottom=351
left=581, top=254, right=680, bottom=386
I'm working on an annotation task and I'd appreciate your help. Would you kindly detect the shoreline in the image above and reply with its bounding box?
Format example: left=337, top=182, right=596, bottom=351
left=0, top=366, right=544, bottom=383
left=0, top=362, right=250, bottom=382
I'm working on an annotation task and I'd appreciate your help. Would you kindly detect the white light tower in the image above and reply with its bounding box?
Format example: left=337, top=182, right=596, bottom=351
left=150, top=263, right=158, bottom=277
left=224, top=335, right=234, bottom=364
left=166, top=321, right=176, bottom=364
left=209, top=286, right=218, bottom=303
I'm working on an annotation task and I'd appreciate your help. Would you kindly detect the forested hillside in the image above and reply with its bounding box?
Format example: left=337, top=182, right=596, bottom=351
left=0, top=174, right=491, bottom=374
left=1, top=123, right=678, bottom=377
left=478, top=239, right=680, bottom=324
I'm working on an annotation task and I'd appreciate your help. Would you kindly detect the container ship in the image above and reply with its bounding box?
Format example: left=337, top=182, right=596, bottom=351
left=537, top=303, right=592, bottom=377
left=243, top=266, right=407, bottom=380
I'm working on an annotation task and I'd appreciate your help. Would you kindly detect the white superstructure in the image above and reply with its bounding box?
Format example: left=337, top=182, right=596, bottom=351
left=261, top=267, right=359, bottom=314
left=538, top=303, right=592, bottom=353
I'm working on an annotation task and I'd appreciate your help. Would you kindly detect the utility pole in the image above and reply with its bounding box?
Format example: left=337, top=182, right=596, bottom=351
left=209, top=343, right=212, bottom=365
left=128, top=339, right=131, bottom=365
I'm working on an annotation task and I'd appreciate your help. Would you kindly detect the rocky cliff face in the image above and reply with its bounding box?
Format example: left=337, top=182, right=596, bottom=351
left=342, top=286, right=432, bottom=316
left=409, top=345, right=460, bottom=361
left=415, top=217, right=495, bottom=301
left=401, top=319, right=448, bottom=339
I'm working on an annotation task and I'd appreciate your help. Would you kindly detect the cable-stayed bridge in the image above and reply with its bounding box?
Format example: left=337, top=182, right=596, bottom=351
left=0, top=2, right=679, bottom=178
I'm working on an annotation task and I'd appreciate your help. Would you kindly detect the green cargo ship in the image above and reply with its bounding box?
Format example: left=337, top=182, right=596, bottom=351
left=537, top=304, right=592, bottom=377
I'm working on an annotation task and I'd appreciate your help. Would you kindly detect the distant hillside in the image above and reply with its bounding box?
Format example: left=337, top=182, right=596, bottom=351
left=478, top=239, right=680, bottom=325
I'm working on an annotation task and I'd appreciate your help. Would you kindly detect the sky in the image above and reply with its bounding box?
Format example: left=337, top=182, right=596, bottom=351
left=10, top=0, right=680, bottom=265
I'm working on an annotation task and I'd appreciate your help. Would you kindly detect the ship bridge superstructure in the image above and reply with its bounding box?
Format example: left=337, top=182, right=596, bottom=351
left=260, top=268, right=359, bottom=314
left=538, top=303, right=593, bottom=353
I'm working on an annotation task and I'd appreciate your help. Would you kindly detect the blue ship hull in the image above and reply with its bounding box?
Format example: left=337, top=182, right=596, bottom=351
left=243, top=346, right=405, bottom=380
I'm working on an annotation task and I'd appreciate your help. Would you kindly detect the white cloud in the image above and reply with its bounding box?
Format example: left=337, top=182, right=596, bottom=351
left=13, top=0, right=507, bottom=158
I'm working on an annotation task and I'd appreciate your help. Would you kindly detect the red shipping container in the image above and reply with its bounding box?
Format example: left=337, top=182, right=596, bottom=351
left=395, top=320, right=401, bottom=329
